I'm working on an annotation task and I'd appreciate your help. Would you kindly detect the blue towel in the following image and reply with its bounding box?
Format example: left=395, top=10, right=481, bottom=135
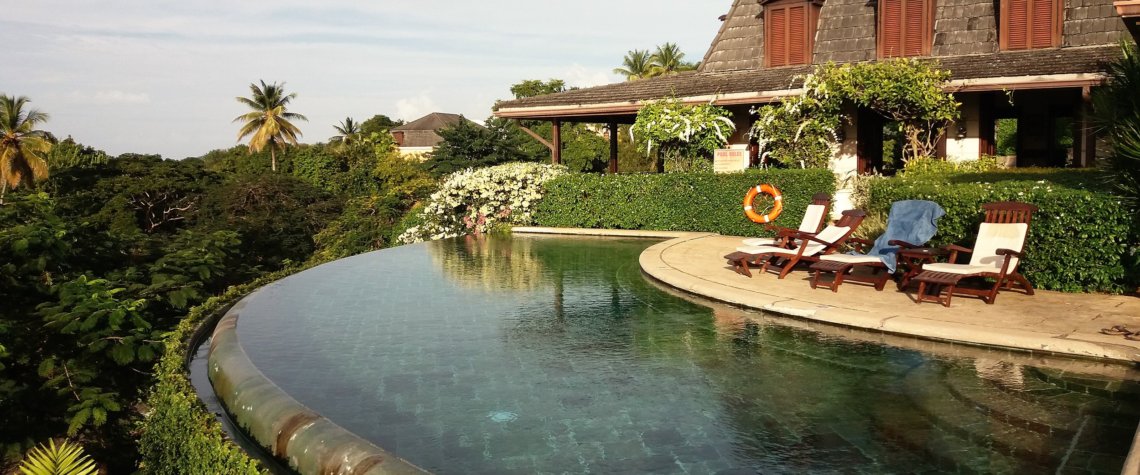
left=854, top=200, right=946, bottom=273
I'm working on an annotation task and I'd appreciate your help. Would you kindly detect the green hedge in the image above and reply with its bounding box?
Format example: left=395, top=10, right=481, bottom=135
left=135, top=265, right=318, bottom=474
left=868, top=170, right=1136, bottom=293
left=533, top=169, right=837, bottom=237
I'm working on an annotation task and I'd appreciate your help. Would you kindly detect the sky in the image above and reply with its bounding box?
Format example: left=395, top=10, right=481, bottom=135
left=1, top=1, right=730, bottom=159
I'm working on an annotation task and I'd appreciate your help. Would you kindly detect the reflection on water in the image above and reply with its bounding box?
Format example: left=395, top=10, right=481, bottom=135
left=235, top=235, right=1140, bottom=474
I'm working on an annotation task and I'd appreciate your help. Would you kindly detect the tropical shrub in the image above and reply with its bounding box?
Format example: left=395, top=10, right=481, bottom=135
left=425, top=117, right=536, bottom=177
left=18, top=439, right=97, bottom=475
left=630, top=98, right=735, bottom=171
left=867, top=171, right=1135, bottom=292
left=533, top=168, right=836, bottom=237
left=398, top=162, right=567, bottom=243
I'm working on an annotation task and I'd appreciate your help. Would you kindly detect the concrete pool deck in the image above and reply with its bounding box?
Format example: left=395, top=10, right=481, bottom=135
left=633, top=232, right=1140, bottom=364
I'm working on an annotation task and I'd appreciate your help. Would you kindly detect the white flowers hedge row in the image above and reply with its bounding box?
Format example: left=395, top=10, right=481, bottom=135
left=398, top=162, right=567, bottom=244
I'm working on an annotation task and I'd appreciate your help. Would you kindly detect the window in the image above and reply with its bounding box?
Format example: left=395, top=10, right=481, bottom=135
left=1000, top=0, right=1061, bottom=50
left=764, top=0, right=821, bottom=67
left=878, top=0, right=934, bottom=58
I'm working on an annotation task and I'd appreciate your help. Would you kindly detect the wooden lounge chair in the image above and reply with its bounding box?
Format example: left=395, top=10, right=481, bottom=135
left=808, top=200, right=946, bottom=292
left=740, top=192, right=831, bottom=247
left=728, top=210, right=867, bottom=278
left=912, top=202, right=1038, bottom=306
left=723, top=193, right=832, bottom=267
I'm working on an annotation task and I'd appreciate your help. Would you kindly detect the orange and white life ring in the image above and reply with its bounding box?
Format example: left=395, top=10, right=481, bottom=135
left=743, top=184, right=783, bottom=224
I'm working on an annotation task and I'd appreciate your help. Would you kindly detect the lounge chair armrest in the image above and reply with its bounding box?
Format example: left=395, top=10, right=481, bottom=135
left=766, top=225, right=799, bottom=237
left=887, top=239, right=920, bottom=249
left=793, top=233, right=834, bottom=246
left=848, top=237, right=874, bottom=252
left=996, top=248, right=1025, bottom=258
left=943, top=244, right=973, bottom=254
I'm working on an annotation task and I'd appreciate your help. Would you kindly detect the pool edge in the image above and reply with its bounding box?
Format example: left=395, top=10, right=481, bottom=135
left=208, top=291, right=430, bottom=475
left=639, top=233, right=1140, bottom=475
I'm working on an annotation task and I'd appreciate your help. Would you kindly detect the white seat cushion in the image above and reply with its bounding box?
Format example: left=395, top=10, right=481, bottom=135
left=735, top=245, right=787, bottom=255
left=798, top=204, right=826, bottom=233
left=741, top=237, right=779, bottom=247
left=799, top=225, right=850, bottom=256
left=969, top=222, right=1028, bottom=271
left=819, top=254, right=883, bottom=265
left=922, top=263, right=1002, bottom=275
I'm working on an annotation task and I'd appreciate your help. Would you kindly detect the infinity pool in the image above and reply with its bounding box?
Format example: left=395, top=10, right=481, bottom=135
left=232, top=235, right=1140, bottom=474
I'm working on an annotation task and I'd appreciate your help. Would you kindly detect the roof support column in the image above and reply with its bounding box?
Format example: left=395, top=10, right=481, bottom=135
left=552, top=119, right=562, bottom=165
left=608, top=121, right=619, bottom=174
left=1074, top=86, right=1097, bottom=167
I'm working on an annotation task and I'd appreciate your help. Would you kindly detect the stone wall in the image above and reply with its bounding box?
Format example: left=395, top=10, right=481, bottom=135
left=1065, top=0, right=1129, bottom=46
left=813, top=0, right=877, bottom=63
left=932, top=0, right=999, bottom=56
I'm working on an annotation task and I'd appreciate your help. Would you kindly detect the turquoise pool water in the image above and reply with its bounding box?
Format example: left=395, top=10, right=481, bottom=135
left=233, top=235, right=1140, bottom=474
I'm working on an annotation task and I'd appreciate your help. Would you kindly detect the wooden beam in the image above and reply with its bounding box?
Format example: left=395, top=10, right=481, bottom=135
left=514, top=120, right=553, bottom=151
left=608, top=121, right=619, bottom=174
left=552, top=119, right=562, bottom=165
left=1075, top=86, right=1097, bottom=167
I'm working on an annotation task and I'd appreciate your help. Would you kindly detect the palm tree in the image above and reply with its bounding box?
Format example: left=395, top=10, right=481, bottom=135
left=0, top=95, right=51, bottom=205
left=330, top=117, right=362, bottom=146
left=613, top=49, right=654, bottom=81
left=234, top=80, right=307, bottom=172
left=649, top=43, right=697, bottom=76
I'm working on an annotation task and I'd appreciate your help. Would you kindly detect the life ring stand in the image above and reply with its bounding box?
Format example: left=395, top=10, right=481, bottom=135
left=743, top=184, right=783, bottom=224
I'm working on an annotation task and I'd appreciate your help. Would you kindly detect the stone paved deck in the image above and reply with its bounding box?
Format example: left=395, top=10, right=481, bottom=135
left=640, top=233, right=1140, bottom=364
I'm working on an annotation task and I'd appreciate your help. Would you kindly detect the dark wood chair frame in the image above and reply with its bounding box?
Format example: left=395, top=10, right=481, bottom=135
left=914, top=201, right=1039, bottom=306
left=724, top=193, right=832, bottom=269
left=736, top=210, right=867, bottom=279
left=807, top=237, right=924, bottom=292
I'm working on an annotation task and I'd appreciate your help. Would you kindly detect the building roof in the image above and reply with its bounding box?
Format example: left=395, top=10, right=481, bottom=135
left=391, top=112, right=477, bottom=148
left=392, top=112, right=467, bottom=132
left=496, top=45, right=1121, bottom=119
left=496, top=0, right=1127, bottom=120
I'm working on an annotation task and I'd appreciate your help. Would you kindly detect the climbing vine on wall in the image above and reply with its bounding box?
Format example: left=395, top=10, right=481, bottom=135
left=750, top=59, right=960, bottom=169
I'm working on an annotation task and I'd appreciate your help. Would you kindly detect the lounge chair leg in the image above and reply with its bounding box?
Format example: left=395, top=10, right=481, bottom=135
left=810, top=271, right=821, bottom=289
left=777, top=258, right=797, bottom=279
left=831, top=267, right=847, bottom=292
left=1011, top=273, right=1034, bottom=295
left=740, top=259, right=752, bottom=277
left=942, top=285, right=954, bottom=307
left=916, top=281, right=927, bottom=304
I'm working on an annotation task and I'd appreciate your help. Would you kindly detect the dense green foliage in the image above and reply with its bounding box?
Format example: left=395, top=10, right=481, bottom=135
left=533, top=169, right=837, bottom=236
left=424, top=117, right=536, bottom=176
left=751, top=59, right=958, bottom=168
left=867, top=168, right=1135, bottom=292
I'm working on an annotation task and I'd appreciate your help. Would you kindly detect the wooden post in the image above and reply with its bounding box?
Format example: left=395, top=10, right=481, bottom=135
left=608, top=121, right=618, bottom=174
left=1074, top=86, right=1096, bottom=167
left=552, top=119, right=562, bottom=165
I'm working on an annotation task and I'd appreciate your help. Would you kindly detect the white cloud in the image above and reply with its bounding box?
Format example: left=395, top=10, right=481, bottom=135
left=394, top=93, right=440, bottom=122
left=562, top=64, right=619, bottom=89
left=91, top=90, right=151, bottom=105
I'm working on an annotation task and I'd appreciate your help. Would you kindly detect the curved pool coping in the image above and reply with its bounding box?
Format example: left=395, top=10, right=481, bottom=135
left=207, top=227, right=1140, bottom=474
left=208, top=293, right=428, bottom=475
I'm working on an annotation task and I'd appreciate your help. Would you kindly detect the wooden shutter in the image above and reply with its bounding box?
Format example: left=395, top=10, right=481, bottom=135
left=788, top=6, right=807, bottom=65
left=1002, top=0, right=1058, bottom=50
left=768, top=8, right=788, bottom=66
left=1030, top=0, right=1056, bottom=48
left=903, top=0, right=926, bottom=56
left=1005, top=0, right=1029, bottom=49
left=881, top=0, right=904, bottom=57
left=880, top=0, right=931, bottom=57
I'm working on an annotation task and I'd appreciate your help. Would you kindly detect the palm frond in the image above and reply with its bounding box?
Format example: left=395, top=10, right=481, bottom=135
left=18, top=439, right=98, bottom=475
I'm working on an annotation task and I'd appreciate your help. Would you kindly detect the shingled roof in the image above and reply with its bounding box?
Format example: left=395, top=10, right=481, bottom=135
left=391, top=112, right=476, bottom=148
left=496, top=45, right=1120, bottom=117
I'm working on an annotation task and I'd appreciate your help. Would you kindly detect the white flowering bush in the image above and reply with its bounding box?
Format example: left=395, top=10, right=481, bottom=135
left=397, top=162, right=567, bottom=243
left=630, top=98, right=735, bottom=171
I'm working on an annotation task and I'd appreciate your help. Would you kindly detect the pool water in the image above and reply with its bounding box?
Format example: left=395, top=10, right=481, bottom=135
left=233, top=235, right=1140, bottom=474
